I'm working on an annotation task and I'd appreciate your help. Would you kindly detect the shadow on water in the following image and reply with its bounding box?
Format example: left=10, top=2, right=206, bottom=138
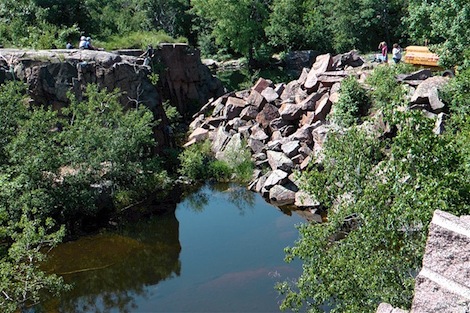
left=36, top=183, right=304, bottom=312
left=39, top=211, right=181, bottom=313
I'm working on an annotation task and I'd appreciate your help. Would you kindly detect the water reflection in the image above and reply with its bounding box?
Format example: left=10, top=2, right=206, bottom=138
left=40, top=212, right=181, bottom=313
left=183, top=183, right=256, bottom=215
left=38, top=183, right=303, bottom=312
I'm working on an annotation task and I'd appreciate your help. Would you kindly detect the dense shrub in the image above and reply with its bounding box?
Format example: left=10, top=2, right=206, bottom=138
left=178, top=140, right=253, bottom=183
left=331, top=76, right=371, bottom=127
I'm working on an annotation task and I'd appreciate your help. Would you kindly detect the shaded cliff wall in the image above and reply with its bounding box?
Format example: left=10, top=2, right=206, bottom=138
left=0, top=45, right=224, bottom=149
left=155, top=43, right=225, bottom=118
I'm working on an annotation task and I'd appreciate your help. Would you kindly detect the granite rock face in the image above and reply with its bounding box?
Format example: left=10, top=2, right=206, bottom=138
left=411, top=210, right=470, bottom=313
left=0, top=44, right=224, bottom=150
left=377, top=210, right=470, bottom=313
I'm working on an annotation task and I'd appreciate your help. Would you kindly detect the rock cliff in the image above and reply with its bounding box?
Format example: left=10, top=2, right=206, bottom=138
left=0, top=44, right=224, bottom=149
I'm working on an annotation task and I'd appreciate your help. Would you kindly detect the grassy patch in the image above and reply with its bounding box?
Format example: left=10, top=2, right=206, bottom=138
left=98, top=31, right=188, bottom=51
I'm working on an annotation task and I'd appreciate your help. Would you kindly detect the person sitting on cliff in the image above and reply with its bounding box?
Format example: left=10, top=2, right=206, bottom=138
left=66, top=41, right=74, bottom=49
left=79, top=36, right=97, bottom=50
left=139, top=45, right=155, bottom=67
left=78, top=36, right=87, bottom=49
left=85, top=37, right=97, bottom=50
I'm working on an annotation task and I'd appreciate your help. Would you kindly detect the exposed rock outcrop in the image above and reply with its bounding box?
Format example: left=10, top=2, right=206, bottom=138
left=377, top=210, right=470, bottom=313
left=156, top=43, right=225, bottom=117
left=0, top=44, right=224, bottom=149
left=186, top=51, right=369, bottom=211
left=411, top=210, right=470, bottom=312
left=185, top=51, right=450, bottom=212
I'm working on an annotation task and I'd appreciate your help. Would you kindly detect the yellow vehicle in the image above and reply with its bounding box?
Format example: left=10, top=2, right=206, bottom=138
left=403, top=46, right=440, bottom=68
left=404, top=45, right=456, bottom=76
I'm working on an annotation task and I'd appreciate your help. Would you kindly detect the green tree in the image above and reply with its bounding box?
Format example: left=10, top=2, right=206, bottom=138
left=405, top=0, right=470, bottom=68
left=191, top=0, right=271, bottom=63
left=266, top=0, right=310, bottom=50
left=146, top=0, right=193, bottom=41
left=0, top=213, right=67, bottom=313
left=278, top=66, right=470, bottom=312
left=330, top=76, right=371, bottom=127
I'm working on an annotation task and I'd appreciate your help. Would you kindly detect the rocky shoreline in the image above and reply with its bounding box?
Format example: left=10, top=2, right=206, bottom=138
left=186, top=51, right=450, bottom=217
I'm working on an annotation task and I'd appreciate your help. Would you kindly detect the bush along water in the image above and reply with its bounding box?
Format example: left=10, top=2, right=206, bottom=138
left=178, top=140, right=253, bottom=183
left=276, top=65, right=470, bottom=313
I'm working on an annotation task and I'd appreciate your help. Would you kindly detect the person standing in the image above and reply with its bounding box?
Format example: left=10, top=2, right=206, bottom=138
left=378, top=41, right=388, bottom=63
left=392, top=43, right=402, bottom=64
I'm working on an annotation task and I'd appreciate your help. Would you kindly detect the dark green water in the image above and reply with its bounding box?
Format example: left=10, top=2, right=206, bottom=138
left=42, top=184, right=304, bottom=312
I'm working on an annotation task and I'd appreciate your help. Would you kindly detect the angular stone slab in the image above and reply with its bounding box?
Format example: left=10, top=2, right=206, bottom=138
left=411, top=210, right=470, bottom=313
left=304, top=70, right=319, bottom=91
left=256, top=103, right=280, bottom=129
left=263, top=169, right=289, bottom=190
left=252, top=77, right=273, bottom=93
left=224, top=96, right=248, bottom=120
left=396, top=69, right=432, bottom=82
left=300, top=92, right=325, bottom=111
left=269, top=185, right=296, bottom=206
left=250, top=124, right=269, bottom=142
left=240, top=105, right=259, bottom=121
left=188, top=127, right=209, bottom=142
left=310, top=53, right=334, bottom=76
left=211, top=127, right=231, bottom=153
left=281, top=140, right=301, bottom=158
left=267, top=150, right=294, bottom=172
left=279, top=101, right=303, bottom=121
left=410, top=76, right=449, bottom=113
left=261, top=86, right=279, bottom=103
left=247, top=90, right=267, bottom=110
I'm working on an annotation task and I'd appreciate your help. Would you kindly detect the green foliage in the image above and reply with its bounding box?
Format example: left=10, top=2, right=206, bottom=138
left=0, top=81, right=172, bottom=311
left=441, top=67, right=470, bottom=116
left=0, top=1, right=80, bottom=49
left=178, top=141, right=212, bottom=181
left=405, top=0, right=470, bottom=68
left=208, top=160, right=232, bottom=181
left=163, top=101, right=182, bottom=127
left=0, top=213, right=68, bottom=313
left=101, top=31, right=187, bottom=51
left=178, top=140, right=254, bottom=183
left=279, top=109, right=469, bottom=312
left=331, top=76, right=371, bottom=127
left=366, top=64, right=410, bottom=116
left=266, top=0, right=407, bottom=54
left=191, top=0, right=270, bottom=60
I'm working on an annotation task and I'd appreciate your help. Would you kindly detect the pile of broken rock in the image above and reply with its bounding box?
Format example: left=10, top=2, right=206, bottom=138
left=185, top=50, right=450, bottom=216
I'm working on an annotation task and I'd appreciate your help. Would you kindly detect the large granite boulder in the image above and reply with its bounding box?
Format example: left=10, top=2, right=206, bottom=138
left=410, top=76, right=449, bottom=113
left=410, top=210, right=470, bottom=313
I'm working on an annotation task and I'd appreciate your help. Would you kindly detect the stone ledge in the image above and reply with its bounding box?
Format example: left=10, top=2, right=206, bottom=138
left=377, top=210, right=470, bottom=313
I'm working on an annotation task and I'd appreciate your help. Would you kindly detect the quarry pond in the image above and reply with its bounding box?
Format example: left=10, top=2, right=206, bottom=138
left=41, top=183, right=305, bottom=312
